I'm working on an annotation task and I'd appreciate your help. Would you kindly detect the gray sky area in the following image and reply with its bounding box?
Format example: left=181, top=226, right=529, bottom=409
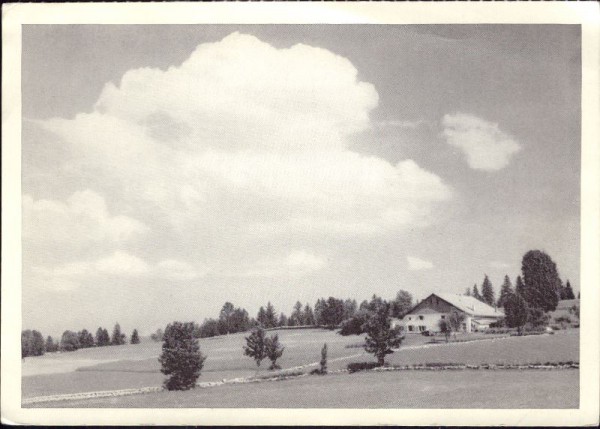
left=22, top=25, right=580, bottom=336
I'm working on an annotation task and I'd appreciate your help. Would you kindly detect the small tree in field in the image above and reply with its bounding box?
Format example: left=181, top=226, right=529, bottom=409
left=244, top=327, right=267, bottom=368
left=438, top=319, right=451, bottom=343
left=364, top=304, right=402, bottom=366
left=131, top=329, right=140, bottom=344
left=504, top=294, right=529, bottom=335
left=448, top=311, right=466, bottom=339
left=319, top=343, right=328, bottom=374
left=264, top=333, right=284, bottom=370
left=159, top=322, right=206, bottom=390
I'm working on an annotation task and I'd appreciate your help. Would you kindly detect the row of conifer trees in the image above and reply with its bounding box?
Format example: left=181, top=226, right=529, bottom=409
left=21, top=323, right=141, bottom=358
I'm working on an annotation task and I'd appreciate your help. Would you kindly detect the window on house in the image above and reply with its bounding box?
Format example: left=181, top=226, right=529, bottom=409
left=441, top=315, right=446, bottom=319
left=419, top=315, right=424, bottom=320
left=419, top=326, right=426, bottom=332
left=408, top=317, right=412, bottom=320
left=408, top=325, right=414, bottom=332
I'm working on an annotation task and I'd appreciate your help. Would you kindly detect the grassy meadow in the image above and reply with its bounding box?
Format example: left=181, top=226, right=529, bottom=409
left=23, top=327, right=578, bottom=407
left=39, top=368, right=578, bottom=409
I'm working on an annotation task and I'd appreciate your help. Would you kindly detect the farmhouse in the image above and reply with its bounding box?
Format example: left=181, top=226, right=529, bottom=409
left=394, top=293, right=504, bottom=334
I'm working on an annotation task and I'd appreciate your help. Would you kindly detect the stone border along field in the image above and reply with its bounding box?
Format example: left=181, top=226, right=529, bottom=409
left=23, top=333, right=578, bottom=406
left=22, top=361, right=578, bottom=405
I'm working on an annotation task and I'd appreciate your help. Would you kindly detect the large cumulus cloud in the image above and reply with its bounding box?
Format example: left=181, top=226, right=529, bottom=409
left=27, top=32, right=452, bottom=286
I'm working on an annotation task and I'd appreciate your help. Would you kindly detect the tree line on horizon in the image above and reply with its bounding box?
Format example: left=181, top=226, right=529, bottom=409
left=153, top=289, right=415, bottom=343
left=21, top=322, right=141, bottom=358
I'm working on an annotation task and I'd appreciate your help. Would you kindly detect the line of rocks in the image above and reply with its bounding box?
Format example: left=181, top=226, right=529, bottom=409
left=370, top=362, right=579, bottom=372
left=23, top=371, right=311, bottom=405
left=22, top=386, right=162, bottom=405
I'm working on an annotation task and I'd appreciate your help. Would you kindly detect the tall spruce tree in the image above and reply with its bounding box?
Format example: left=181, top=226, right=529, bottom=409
left=472, top=284, right=482, bottom=301
left=497, top=275, right=514, bottom=308
left=264, top=302, right=277, bottom=328
left=515, top=275, right=525, bottom=296
left=481, top=275, right=495, bottom=306
left=303, top=303, right=315, bottom=325
left=521, top=250, right=561, bottom=312
left=131, top=329, right=140, bottom=344
left=465, top=287, right=471, bottom=297
left=564, top=280, right=576, bottom=300
left=257, top=306, right=267, bottom=327
left=111, top=323, right=126, bottom=345
left=45, top=335, right=58, bottom=353
left=290, top=301, right=303, bottom=326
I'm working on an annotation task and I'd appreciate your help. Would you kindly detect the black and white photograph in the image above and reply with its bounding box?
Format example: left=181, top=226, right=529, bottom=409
left=2, top=2, right=599, bottom=426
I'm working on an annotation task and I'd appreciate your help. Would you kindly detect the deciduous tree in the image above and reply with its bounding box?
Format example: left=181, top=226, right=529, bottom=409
left=521, top=250, right=561, bottom=312
left=363, top=304, right=402, bottom=366
left=60, top=330, right=80, bottom=351
left=244, top=327, right=267, bottom=367
left=448, top=311, right=466, bottom=338
left=391, top=290, right=413, bottom=318
left=438, top=319, right=451, bottom=343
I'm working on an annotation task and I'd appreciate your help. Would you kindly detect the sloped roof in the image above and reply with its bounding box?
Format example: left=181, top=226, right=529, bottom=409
left=436, top=293, right=504, bottom=318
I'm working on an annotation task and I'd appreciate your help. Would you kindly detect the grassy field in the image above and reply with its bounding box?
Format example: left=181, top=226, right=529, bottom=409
left=22, top=327, right=578, bottom=406
left=22, top=328, right=440, bottom=398
left=34, top=369, right=579, bottom=409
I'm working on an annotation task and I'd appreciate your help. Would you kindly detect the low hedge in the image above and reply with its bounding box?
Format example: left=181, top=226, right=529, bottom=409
left=347, top=362, right=383, bottom=373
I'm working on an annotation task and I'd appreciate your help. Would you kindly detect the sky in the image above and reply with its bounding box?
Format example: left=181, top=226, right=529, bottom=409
left=21, top=25, right=581, bottom=337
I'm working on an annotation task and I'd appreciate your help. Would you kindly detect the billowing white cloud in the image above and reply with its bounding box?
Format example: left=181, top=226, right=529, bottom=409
left=27, top=32, right=452, bottom=290
left=38, top=32, right=450, bottom=237
left=23, top=190, right=148, bottom=244
left=442, top=113, right=521, bottom=171
left=407, top=256, right=434, bottom=271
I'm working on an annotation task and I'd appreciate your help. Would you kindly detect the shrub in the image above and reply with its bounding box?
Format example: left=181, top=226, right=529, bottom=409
left=347, top=362, right=382, bottom=373
left=527, top=307, right=550, bottom=329
left=339, top=313, right=369, bottom=336
left=159, top=322, right=207, bottom=391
